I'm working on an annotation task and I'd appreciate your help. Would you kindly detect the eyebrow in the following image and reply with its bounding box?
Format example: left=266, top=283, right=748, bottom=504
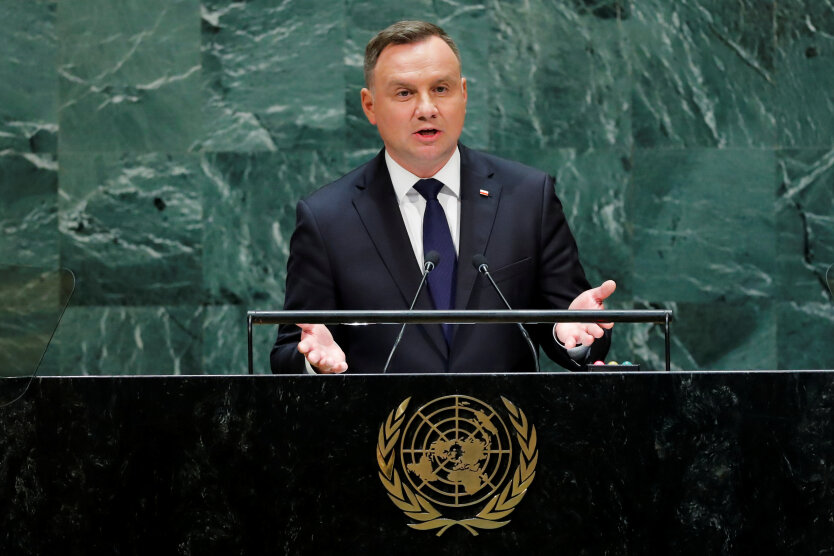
left=385, top=76, right=457, bottom=89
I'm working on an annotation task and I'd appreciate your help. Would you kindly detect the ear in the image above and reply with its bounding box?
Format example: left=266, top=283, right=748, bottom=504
left=461, top=77, right=468, bottom=104
left=360, top=88, right=377, bottom=126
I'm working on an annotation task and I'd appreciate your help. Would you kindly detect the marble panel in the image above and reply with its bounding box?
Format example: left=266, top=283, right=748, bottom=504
left=46, top=305, right=202, bottom=375
left=488, top=0, right=630, bottom=151
left=776, top=148, right=834, bottom=302
left=58, top=153, right=203, bottom=305
left=0, top=152, right=59, bottom=267
left=197, top=0, right=346, bottom=152
left=630, top=300, right=776, bottom=371
left=36, top=338, right=61, bottom=376
left=345, top=147, right=385, bottom=170
left=5, top=0, right=834, bottom=375
left=0, top=267, right=72, bottom=379
left=202, top=305, right=249, bottom=375
left=57, top=0, right=201, bottom=153
left=202, top=305, right=275, bottom=375
left=344, top=1, right=490, bottom=152
left=774, top=0, right=834, bottom=148
left=631, top=148, right=776, bottom=303
left=777, top=301, right=834, bottom=370
left=0, top=0, right=57, bottom=154
left=629, top=0, right=776, bottom=147
left=201, top=150, right=346, bottom=308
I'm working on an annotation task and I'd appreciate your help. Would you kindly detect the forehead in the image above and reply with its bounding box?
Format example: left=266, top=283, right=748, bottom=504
left=374, top=36, right=461, bottom=85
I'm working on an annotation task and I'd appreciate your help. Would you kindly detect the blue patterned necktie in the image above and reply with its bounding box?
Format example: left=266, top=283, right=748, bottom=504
left=413, top=178, right=457, bottom=344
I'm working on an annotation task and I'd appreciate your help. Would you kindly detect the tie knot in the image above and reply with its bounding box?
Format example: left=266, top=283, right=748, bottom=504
left=413, top=178, right=444, bottom=201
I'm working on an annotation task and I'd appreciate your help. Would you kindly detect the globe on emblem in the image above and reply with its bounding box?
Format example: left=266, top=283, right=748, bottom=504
left=399, top=395, right=513, bottom=507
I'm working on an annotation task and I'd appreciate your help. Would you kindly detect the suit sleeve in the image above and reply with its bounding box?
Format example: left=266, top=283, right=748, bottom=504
left=270, top=199, right=339, bottom=374
left=533, top=174, right=611, bottom=370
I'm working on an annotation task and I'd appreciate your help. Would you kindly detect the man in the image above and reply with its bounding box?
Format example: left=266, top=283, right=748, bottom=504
left=270, top=21, right=615, bottom=374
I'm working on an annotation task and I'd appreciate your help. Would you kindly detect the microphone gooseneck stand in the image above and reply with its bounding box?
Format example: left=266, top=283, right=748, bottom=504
left=471, top=254, right=540, bottom=373
left=383, top=251, right=440, bottom=373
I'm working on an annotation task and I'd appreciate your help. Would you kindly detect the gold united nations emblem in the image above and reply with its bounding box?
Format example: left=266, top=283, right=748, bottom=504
left=376, top=395, right=538, bottom=536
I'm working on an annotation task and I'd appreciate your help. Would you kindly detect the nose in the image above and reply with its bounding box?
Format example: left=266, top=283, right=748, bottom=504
left=415, top=92, right=438, bottom=120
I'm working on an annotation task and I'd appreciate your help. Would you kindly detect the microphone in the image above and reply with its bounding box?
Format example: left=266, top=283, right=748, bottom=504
left=472, top=254, right=539, bottom=372
left=827, top=264, right=833, bottom=298
left=383, top=251, right=440, bottom=373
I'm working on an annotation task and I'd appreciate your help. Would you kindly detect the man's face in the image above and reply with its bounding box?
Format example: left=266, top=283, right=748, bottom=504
left=361, top=36, right=467, bottom=178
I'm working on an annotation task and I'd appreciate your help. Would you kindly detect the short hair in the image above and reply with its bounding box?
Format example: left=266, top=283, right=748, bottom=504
left=364, top=20, right=462, bottom=88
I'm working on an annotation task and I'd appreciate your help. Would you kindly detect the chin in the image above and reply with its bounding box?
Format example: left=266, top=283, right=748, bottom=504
left=416, top=143, right=452, bottom=158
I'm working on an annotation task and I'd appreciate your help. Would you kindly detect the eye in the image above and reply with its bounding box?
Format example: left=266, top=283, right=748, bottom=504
left=395, top=90, right=411, bottom=98
left=435, top=86, right=448, bottom=94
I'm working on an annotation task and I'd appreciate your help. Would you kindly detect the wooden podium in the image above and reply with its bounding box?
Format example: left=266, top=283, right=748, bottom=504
left=2, top=371, right=833, bottom=554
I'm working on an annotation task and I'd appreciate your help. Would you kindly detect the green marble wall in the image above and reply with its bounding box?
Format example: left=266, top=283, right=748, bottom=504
left=1, top=0, right=832, bottom=374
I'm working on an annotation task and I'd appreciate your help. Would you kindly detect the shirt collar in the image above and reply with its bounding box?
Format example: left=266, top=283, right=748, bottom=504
left=385, top=147, right=461, bottom=202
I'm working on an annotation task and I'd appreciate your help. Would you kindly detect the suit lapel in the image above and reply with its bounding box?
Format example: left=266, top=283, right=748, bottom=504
left=351, top=151, right=448, bottom=358
left=455, top=147, right=502, bottom=312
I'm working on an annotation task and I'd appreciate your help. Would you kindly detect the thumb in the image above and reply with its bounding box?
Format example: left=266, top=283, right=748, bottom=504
left=593, top=280, right=616, bottom=304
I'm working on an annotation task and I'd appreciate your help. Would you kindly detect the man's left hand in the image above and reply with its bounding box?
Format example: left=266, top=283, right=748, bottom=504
left=555, top=280, right=617, bottom=349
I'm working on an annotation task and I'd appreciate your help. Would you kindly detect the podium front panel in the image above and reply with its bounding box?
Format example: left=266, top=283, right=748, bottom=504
left=1, top=372, right=832, bottom=554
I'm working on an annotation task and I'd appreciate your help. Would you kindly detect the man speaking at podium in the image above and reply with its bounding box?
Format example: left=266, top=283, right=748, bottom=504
left=271, top=21, right=615, bottom=374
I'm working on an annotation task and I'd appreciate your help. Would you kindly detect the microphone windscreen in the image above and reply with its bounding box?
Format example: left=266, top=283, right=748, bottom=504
left=471, top=253, right=488, bottom=269
left=424, top=250, right=441, bottom=267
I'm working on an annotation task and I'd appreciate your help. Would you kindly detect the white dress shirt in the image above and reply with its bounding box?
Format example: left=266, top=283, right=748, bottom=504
left=385, top=148, right=461, bottom=267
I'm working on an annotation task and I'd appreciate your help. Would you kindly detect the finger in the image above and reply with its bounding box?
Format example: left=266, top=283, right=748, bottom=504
left=307, top=350, right=321, bottom=366
left=324, top=352, right=347, bottom=373
left=323, top=360, right=347, bottom=374
left=317, top=361, right=335, bottom=373
left=557, top=323, right=583, bottom=349
left=298, top=336, right=318, bottom=355
left=296, top=323, right=314, bottom=333
left=320, top=359, right=347, bottom=374
left=599, top=321, right=614, bottom=330
left=586, top=324, right=605, bottom=339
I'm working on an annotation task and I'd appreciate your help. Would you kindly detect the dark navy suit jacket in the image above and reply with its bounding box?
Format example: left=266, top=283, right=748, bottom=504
left=270, top=145, right=610, bottom=373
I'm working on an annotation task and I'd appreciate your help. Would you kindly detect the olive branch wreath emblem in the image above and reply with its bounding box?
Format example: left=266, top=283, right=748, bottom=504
left=376, top=396, right=538, bottom=536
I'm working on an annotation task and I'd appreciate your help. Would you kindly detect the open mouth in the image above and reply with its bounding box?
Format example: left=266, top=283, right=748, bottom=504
left=415, top=129, right=440, bottom=138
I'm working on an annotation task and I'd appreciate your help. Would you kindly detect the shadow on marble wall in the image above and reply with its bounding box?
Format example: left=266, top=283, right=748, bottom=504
left=1, top=0, right=832, bottom=374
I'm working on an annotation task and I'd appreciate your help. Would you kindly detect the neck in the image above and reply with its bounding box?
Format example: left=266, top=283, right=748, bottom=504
left=386, top=152, right=454, bottom=179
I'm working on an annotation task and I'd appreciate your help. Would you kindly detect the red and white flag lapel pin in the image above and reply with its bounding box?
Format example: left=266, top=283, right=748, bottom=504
left=479, top=189, right=490, bottom=197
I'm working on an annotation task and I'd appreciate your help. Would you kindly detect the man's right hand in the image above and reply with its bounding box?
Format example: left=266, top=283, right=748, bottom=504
left=297, top=324, right=348, bottom=374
